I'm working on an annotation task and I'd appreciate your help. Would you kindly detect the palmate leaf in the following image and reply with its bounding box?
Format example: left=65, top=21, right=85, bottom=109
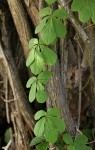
left=36, top=90, right=48, bottom=103
left=34, top=117, right=45, bottom=137
left=40, top=45, right=57, bottom=65
left=44, top=118, right=58, bottom=143
left=30, top=136, right=45, bottom=147
left=42, top=18, right=57, bottom=45
left=29, top=82, right=36, bottom=102
left=38, top=71, right=52, bottom=85
left=34, top=110, right=46, bottom=120
left=53, top=8, right=69, bottom=20
left=36, top=142, right=49, bottom=150
left=71, top=0, right=95, bottom=23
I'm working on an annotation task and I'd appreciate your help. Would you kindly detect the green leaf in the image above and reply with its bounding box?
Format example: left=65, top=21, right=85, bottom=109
left=38, top=71, right=52, bottom=85
left=4, top=129, right=10, bottom=144
left=44, top=118, right=58, bottom=143
left=53, top=18, right=67, bottom=38
left=29, top=82, right=36, bottom=102
left=34, top=117, right=45, bottom=137
left=37, top=81, right=44, bottom=91
left=36, top=142, right=49, bottom=150
left=30, top=136, right=45, bottom=147
left=71, top=0, right=95, bottom=23
left=47, top=108, right=60, bottom=117
left=36, top=90, right=48, bottom=103
left=67, top=145, right=75, bottom=150
left=35, top=17, right=49, bottom=34
left=45, top=0, right=56, bottom=4
left=34, top=110, right=46, bottom=120
left=29, top=38, right=38, bottom=49
left=74, top=144, right=92, bottom=150
left=26, top=77, right=37, bottom=88
left=42, top=18, right=57, bottom=45
left=49, top=117, right=66, bottom=133
left=74, top=134, right=88, bottom=145
left=40, top=45, right=57, bottom=65
left=63, top=134, right=73, bottom=144
left=26, top=48, right=35, bottom=67
left=82, top=129, right=93, bottom=140
left=40, top=7, right=52, bottom=17
left=30, top=51, right=44, bottom=75
left=53, top=8, right=69, bottom=20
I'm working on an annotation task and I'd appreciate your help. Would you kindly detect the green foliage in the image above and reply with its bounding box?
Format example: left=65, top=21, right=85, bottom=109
left=33, top=108, right=66, bottom=144
left=26, top=1, right=93, bottom=149
left=4, top=128, right=11, bottom=144
left=35, top=7, right=69, bottom=44
left=45, top=0, right=56, bottom=4
left=71, top=0, right=95, bottom=23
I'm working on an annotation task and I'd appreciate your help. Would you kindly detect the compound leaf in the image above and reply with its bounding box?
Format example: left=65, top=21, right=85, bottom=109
left=63, top=134, right=73, bottom=144
left=47, top=108, right=60, bottom=117
left=45, top=0, right=56, bottom=4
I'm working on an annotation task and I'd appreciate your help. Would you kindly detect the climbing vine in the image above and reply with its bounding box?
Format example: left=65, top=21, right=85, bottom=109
left=26, top=0, right=95, bottom=149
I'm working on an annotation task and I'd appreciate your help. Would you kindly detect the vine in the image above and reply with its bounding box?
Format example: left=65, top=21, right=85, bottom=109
left=26, top=0, right=94, bottom=149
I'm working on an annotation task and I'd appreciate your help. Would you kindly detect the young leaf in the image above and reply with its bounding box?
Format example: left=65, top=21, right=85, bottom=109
left=29, top=38, right=38, bottom=49
left=38, top=71, right=52, bottom=85
left=26, top=48, right=35, bottom=67
left=40, top=7, right=52, bottom=17
left=34, top=110, right=46, bottom=120
left=47, top=107, right=60, bottom=117
left=30, top=136, right=45, bottom=147
left=36, top=142, right=49, bottom=150
left=37, top=81, right=45, bottom=91
left=44, top=118, right=58, bottom=143
left=53, top=18, right=67, bottom=38
left=26, top=77, right=37, bottom=88
left=36, top=90, right=48, bottom=103
left=45, top=0, right=56, bottom=4
left=40, top=45, right=57, bottom=65
left=53, top=8, right=69, bottom=20
left=42, top=18, right=57, bottom=45
left=63, top=134, right=73, bottom=144
left=4, top=129, right=11, bottom=144
left=29, top=82, right=36, bottom=102
left=35, top=17, right=49, bottom=34
left=49, top=117, right=66, bottom=133
left=34, top=117, right=46, bottom=137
